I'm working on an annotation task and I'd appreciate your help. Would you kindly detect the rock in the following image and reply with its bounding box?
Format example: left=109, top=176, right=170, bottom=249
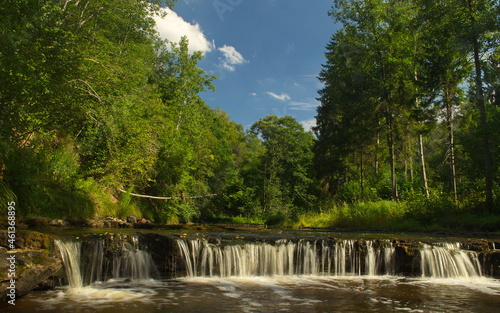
left=83, top=218, right=105, bottom=228
left=127, top=216, right=137, bottom=224
left=0, top=231, right=62, bottom=301
left=49, top=219, right=70, bottom=227
left=135, top=218, right=154, bottom=229
left=0, top=250, right=62, bottom=299
left=0, top=230, right=52, bottom=250
left=103, top=216, right=121, bottom=221
left=479, top=250, right=500, bottom=278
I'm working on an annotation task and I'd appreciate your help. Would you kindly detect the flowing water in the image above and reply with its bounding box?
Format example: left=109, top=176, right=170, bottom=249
left=3, top=235, right=500, bottom=313
left=176, top=239, right=398, bottom=277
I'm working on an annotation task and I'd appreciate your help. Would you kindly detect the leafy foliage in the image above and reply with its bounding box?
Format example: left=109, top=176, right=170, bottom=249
left=316, top=0, right=500, bottom=216
left=0, top=0, right=498, bottom=229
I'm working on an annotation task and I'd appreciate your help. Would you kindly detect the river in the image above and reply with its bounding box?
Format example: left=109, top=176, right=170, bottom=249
left=2, top=229, right=500, bottom=312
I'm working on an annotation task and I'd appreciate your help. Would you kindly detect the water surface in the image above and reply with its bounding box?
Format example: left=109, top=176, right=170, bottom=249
left=4, top=276, right=500, bottom=313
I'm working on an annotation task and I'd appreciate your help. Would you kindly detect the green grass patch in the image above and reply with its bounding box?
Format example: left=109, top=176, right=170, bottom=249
left=204, top=214, right=266, bottom=225
left=287, top=201, right=408, bottom=229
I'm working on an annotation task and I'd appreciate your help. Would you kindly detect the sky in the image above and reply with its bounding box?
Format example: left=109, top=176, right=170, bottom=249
left=154, top=0, right=340, bottom=130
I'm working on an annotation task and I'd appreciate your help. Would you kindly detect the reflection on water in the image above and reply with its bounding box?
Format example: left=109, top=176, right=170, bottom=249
left=3, top=276, right=500, bottom=313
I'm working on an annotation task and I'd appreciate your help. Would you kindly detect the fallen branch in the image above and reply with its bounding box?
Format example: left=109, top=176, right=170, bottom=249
left=118, top=188, right=217, bottom=200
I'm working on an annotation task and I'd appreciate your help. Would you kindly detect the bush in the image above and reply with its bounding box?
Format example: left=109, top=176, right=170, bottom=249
left=2, top=136, right=95, bottom=219
left=265, top=214, right=288, bottom=227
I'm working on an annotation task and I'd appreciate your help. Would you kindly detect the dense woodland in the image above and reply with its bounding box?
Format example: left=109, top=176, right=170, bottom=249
left=1, top=0, right=499, bottom=230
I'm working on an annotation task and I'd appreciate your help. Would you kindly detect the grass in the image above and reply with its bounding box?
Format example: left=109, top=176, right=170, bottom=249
left=263, top=200, right=500, bottom=233
left=207, top=214, right=266, bottom=225
left=280, top=200, right=408, bottom=229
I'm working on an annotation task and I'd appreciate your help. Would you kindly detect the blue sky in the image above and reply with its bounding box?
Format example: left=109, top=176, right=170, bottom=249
left=155, top=0, right=339, bottom=130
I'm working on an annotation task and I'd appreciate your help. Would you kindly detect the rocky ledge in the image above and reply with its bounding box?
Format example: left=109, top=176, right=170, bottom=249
left=0, top=230, right=62, bottom=301
left=20, top=216, right=154, bottom=229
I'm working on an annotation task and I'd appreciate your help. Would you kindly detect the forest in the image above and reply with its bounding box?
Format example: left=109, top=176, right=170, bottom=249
left=0, top=0, right=499, bottom=231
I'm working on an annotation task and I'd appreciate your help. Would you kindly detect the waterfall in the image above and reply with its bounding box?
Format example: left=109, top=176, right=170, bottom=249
left=56, top=234, right=492, bottom=284
left=55, top=240, right=84, bottom=288
left=176, top=239, right=396, bottom=278
left=420, top=243, right=482, bottom=278
left=55, top=236, right=159, bottom=287
left=111, top=236, right=159, bottom=281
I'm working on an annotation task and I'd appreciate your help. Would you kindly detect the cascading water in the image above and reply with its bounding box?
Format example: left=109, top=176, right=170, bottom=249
left=110, top=236, right=159, bottom=281
left=176, top=239, right=397, bottom=278
left=55, top=235, right=159, bottom=288
left=55, top=240, right=84, bottom=288
left=420, top=243, right=482, bottom=278
left=12, top=235, right=498, bottom=313
left=57, top=235, right=492, bottom=283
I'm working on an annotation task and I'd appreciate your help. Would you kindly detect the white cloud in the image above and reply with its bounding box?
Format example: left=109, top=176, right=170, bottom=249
left=289, top=100, right=319, bottom=111
left=301, top=118, right=317, bottom=132
left=249, top=92, right=257, bottom=96
left=153, top=8, right=214, bottom=54
left=266, top=92, right=291, bottom=101
left=218, top=45, right=246, bottom=71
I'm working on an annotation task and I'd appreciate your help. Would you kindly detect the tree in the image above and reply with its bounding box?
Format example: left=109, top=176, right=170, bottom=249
left=415, top=0, right=472, bottom=201
left=250, top=115, right=317, bottom=216
left=0, top=0, right=178, bottom=218
left=462, top=0, right=498, bottom=210
left=0, top=0, right=83, bottom=146
left=315, top=31, right=380, bottom=197
left=145, top=37, right=221, bottom=222
left=318, top=0, right=421, bottom=201
left=425, top=0, right=499, bottom=210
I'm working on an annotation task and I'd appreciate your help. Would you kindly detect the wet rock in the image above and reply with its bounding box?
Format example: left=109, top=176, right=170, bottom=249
left=0, top=230, right=52, bottom=250
left=135, top=233, right=180, bottom=278
left=479, top=251, right=500, bottom=278
left=0, top=231, right=62, bottom=301
left=461, top=239, right=491, bottom=252
left=0, top=250, right=61, bottom=299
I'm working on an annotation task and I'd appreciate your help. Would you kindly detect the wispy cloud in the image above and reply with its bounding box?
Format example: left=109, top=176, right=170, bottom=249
left=154, top=8, right=214, bottom=54
left=218, top=45, right=246, bottom=71
left=289, top=99, right=318, bottom=111
left=266, top=91, right=291, bottom=101
left=301, top=118, right=317, bottom=131
left=249, top=92, right=257, bottom=96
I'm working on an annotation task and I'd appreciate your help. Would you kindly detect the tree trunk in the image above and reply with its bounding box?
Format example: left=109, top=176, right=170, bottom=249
left=419, top=134, right=430, bottom=200
left=375, top=133, right=380, bottom=177
left=472, top=33, right=493, bottom=211
left=0, top=159, right=4, bottom=181
left=387, top=114, right=398, bottom=201
left=359, top=149, right=365, bottom=199
left=470, top=16, right=493, bottom=210
left=445, top=87, right=458, bottom=202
